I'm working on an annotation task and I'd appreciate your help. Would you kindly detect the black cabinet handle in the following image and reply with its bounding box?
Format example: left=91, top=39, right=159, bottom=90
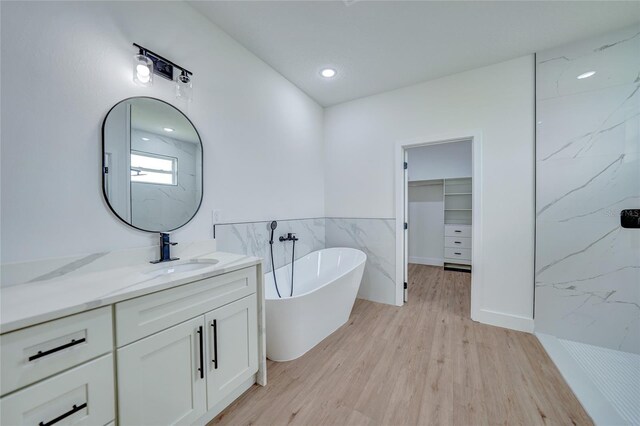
left=29, top=338, right=86, bottom=362
left=39, top=403, right=87, bottom=426
left=454, top=230, right=462, bottom=233
left=455, top=252, right=462, bottom=255
left=197, top=326, right=204, bottom=379
left=211, top=320, right=218, bottom=369
left=454, top=241, right=461, bottom=244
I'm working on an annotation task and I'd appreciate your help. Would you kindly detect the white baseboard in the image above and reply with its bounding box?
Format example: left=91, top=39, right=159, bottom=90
left=408, top=256, right=443, bottom=266
left=473, top=309, right=534, bottom=333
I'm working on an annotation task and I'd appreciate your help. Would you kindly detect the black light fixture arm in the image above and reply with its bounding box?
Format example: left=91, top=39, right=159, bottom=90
left=133, top=43, right=193, bottom=77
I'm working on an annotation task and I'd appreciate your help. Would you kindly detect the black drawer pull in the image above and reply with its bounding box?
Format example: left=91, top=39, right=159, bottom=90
left=454, top=230, right=462, bottom=233
left=197, top=326, right=204, bottom=379
left=455, top=252, right=462, bottom=255
left=39, top=403, right=87, bottom=426
left=454, top=241, right=461, bottom=244
left=211, top=320, right=218, bottom=369
left=28, top=338, right=86, bottom=361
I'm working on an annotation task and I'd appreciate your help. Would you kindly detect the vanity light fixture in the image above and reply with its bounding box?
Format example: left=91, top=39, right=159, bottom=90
left=320, top=68, right=337, bottom=78
left=133, top=54, right=153, bottom=87
left=132, top=43, right=194, bottom=100
left=163, top=127, right=175, bottom=132
left=577, top=71, right=596, bottom=79
left=176, top=69, right=193, bottom=102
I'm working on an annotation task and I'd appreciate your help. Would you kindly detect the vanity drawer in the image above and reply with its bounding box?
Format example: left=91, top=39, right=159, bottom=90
left=444, top=236, right=471, bottom=249
left=444, top=224, right=471, bottom=238
left=0, top=307, right=113, bottom=396
left=1, top=354, right=115, bottom=426
left=444, top=247, right=471, bottom=261
left=116, top=266, right=257, bottom=347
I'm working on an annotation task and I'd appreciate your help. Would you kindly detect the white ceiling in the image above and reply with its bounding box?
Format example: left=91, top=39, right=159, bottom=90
left=190, top=1, right=640, bottom=107
left=130, top=99, right=200, bottom=144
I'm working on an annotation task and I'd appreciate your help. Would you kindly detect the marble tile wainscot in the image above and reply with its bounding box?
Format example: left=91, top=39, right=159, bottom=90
left=214, top=218, right=326, bottom=273
left=215, top=217, right=398, bottom=306
left=325, top=218, right=396, bottom=305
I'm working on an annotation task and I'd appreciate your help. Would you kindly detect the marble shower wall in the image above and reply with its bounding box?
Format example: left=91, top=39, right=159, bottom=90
left=214, top=218, right=325, bottom=273
left=325, top=218, right=396, bottom=305
left=534, top=25, right=640, bottom=353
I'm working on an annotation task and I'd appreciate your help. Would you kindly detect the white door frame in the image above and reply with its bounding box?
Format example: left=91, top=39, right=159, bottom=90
left=394, top=130, right=483, bottom=322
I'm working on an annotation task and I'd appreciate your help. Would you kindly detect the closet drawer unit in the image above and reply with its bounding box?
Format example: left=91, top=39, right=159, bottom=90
left=0, top=307, right=113, bottom=396
left=444, top=236, right=471, bottom=249
left=444, top=247, right=471, bottom=261
left=116, top=266, right=257, bottom=347
left=1, top=354, right=115, bottom=426
left=444, top=225, right=472, bottom=238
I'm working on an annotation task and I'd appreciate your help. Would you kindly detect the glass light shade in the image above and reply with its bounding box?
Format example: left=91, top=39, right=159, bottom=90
left=133, top=54, right=153, bottom=87
left=175, top=73, right=193, bottom=102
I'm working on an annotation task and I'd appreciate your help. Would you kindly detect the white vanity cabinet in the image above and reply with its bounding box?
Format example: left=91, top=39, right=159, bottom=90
left=1, top=259, right=265, bottom=426
left=115, top=265, right=261, bottom=426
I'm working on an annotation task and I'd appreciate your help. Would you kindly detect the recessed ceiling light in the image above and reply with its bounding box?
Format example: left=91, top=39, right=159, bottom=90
left=163, top=127, right=174, bottom=132
left=577, top=71, right=596, bottom=80
left=320, top=68, right=337, bottom=78
left=141, top=137, right=150, bottom=141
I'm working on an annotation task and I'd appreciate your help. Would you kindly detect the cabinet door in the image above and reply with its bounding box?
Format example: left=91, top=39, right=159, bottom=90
left=205, top=294, right=258, bottom=410
left=117, top=316, right=206, bottom=426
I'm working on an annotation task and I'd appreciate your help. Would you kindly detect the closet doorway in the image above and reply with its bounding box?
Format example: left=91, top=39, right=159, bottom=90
left=394, top=132, right=482, bottom=322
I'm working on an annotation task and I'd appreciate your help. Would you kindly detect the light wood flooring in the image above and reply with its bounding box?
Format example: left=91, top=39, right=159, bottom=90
left=210, top=264, right=592, bottom=425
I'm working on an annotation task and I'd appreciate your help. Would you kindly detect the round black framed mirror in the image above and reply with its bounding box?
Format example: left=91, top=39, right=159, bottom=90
left=102, top=97, right=203, bottom=232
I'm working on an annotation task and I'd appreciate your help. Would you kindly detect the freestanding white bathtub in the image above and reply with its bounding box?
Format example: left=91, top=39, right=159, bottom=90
left=265, top=247, right=366, bottom=361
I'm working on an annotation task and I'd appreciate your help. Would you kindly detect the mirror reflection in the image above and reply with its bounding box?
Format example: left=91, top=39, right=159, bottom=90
left=102, top=97, right=203, bottom=232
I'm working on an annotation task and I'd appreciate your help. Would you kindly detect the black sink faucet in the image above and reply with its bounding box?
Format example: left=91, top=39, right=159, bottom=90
left=150, top=233, right=179, bottom=264
left=279, top=233, right=299, bottom=242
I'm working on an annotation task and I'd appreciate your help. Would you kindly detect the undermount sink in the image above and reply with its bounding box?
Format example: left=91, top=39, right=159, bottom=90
left=144, top=259, right=219, bottom=277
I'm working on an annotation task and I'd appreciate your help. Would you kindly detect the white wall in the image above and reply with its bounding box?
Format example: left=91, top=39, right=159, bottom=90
left=0, top=1, right=324, bottom=263
left=408, top=184, right=444, bottom=265
left=324, top=56, right=536, bottom=329
left=407, top=140, right=472, bottom=181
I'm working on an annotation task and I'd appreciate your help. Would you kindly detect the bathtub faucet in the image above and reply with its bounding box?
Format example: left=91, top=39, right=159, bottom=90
left=279, top=233, right=299, bottom=242
left=279, top=233, right=298, bottom=297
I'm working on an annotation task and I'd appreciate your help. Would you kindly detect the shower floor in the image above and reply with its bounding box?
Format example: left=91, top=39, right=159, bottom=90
left=538, top=333, right=640, bottom=425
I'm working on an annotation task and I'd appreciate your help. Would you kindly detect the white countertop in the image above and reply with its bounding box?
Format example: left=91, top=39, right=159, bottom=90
left=1, top=250, right=261, bottom=334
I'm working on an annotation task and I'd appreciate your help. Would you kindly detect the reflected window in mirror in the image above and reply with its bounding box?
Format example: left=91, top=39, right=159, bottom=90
left=131, top=151, right=177, bottom=185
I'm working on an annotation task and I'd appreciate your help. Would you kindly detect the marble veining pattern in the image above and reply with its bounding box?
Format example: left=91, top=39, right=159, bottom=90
left=216, top=217, right=397, bottom=305
left=214, top=218, right=325, bottom=273
left=0, top=243, right=262, bottom=334
left=535, top=25, right=640, bottom=354
left=325, top=218, right=396, bottom=305
left=2, top=240, right=215, bottom=288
